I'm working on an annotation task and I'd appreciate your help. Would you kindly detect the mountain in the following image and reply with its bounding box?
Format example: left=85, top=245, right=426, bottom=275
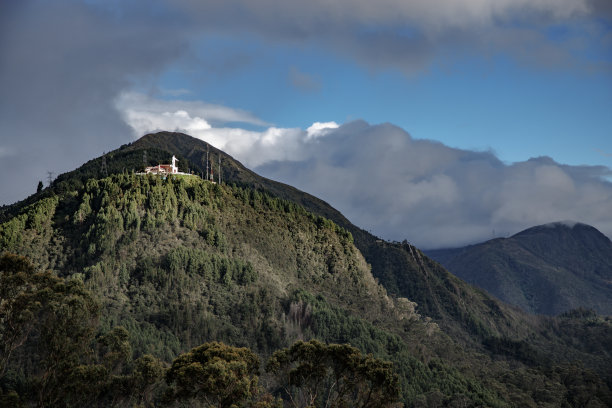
left=4, top=131, right=529, bottom=343
left=1, top=132, right=611, bottom=406
left=426, top=222, right=612, bottom=316
left=125, top=133, right=532, bottom=342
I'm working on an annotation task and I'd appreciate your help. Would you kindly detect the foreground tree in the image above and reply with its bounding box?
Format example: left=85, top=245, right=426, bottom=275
left=34, top=269, right=101, bottom=406
left=266, top=340, right=400, bottom=408
left=0, top=253, right=59, bottom=379
left=165, top=341, right=262, bottom=407
left=0, top=253, right=109, bottom=406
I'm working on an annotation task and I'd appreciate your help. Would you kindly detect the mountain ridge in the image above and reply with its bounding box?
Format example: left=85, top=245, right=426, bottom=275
left=426, top=222, right=612, bottom=316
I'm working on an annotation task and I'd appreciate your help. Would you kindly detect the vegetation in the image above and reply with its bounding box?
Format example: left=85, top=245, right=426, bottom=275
left=165, top=341, right=262, bottom=407
left=1, top=132, right=611, bottom=406
left=267, top=339, right=400, bottom=408
left=0, top=253, right=401, bottom=407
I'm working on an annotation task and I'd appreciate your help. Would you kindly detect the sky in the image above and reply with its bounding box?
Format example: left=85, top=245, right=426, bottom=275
left=1, top=0, right=611, bottom=248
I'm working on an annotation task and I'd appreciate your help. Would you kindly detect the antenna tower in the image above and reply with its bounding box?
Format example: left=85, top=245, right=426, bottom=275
left=206, top=145, right=210, bottom=181
left=46, top=171, right=54, bottom=187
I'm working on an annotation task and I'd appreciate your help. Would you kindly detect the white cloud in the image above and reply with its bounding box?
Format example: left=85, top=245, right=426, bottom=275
left=307, top=122, right=339, bottom=139
left=254, top=121, right=612, bottom=248
left=199, top=126, right=309, bottom=167
left=116, top=92, right=268, bottom=128
left=116, top=93, right=335, bottom=167
left=122, top=108, right=212, bottom=136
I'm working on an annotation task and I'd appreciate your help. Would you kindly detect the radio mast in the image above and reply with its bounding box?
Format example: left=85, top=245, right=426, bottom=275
left=206, top=144, right=210, bottom=181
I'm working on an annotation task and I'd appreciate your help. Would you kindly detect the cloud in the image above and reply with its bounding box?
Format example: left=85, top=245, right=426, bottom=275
left=250, top=121, right=612, bottom=249
left=123, top=108, right=212, bottom=136
left=116, top=92, right=268, bottom=128
left=1, top=0, right=608, bottom=206
left=0, top=0, right=189, bottom=205
left=170, top=0, right=609, bottom=73
left=173, top=0, right=591, bottom=33
left=116, top=93, right=316, bottom=167
left=307, top=122, right=340, bottom=139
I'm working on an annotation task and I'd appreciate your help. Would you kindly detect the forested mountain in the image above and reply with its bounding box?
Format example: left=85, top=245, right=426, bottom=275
left=426, top=222, right=612, bottom=316
left=1, top=132, right=611, bottom=407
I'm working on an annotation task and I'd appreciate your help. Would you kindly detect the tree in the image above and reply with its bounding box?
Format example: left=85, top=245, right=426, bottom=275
left=0, top=253, right=105, bottom=406
left=129, top=354, right=166, bottom=406
left=34, top=273, right=101, bottom=407
left=166, top=341, right=261, bottom=408
left=0, top=253, right=41, bottom=378
left=266, top=340, right=400, bottom=408
left=98, top=326, right=131, bottom=375
left=37, top=180, right=44, bottom=193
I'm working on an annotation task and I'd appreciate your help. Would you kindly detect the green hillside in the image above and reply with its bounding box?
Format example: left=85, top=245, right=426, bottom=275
left=1, top=131, right=533, bottom=342
left=124, top=133, right=536, bottom=342
left=1, top=133, right=611, bottom=406
left=426, top=222, right=612, bottom=316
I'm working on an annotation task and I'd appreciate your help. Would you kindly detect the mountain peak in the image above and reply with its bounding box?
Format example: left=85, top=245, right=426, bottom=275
left=512, top=221, right=610, bottom=244
left=428, top=220, right=612, bottom=315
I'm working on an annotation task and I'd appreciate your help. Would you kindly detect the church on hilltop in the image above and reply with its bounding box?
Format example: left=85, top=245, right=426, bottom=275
left=143, top=155, right=187, bottom=176
left=138, top=153, right=220, bottom=183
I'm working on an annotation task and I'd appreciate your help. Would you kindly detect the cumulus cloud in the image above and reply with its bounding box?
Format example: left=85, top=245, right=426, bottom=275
left=117, top=93, right=321, bottom=167
left=307, top=122, right=340, bottom=139
left=250, top=121, right=612, bottom=249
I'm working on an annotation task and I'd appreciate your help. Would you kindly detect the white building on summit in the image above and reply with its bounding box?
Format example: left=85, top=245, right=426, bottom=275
left=145, top=155, right=182, bottom=175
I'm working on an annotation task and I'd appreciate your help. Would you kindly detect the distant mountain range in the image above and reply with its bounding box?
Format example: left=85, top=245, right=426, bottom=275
left=426, top=222, right=612, bottom=316
left=1, top=132, right=611, bottom=406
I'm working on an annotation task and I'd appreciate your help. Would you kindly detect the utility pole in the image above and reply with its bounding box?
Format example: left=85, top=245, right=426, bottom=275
left=46, top=171, right=54, bottom=187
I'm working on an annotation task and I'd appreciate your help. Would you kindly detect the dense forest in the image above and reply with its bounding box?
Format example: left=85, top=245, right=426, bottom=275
left=0, top=252, right=398, bottom=407
left=1, top=135, right=611, bottom=407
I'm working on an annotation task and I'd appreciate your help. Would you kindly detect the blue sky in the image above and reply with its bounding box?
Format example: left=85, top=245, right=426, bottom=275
left=145, top=19, right=612, bottom=170
left=1, top=0, right=611, bottom=247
